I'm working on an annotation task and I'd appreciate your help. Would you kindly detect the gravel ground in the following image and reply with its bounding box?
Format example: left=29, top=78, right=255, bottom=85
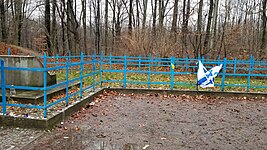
left=1, top=91, right=267, bottom=150
left=0, top=127, right=43, bottom=150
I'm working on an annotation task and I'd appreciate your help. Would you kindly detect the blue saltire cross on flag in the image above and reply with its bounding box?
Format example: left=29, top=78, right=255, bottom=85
left=197, top=61, right=223, bottom=88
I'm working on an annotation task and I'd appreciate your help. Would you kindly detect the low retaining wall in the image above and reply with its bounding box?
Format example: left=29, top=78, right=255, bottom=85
left=0, top=88, right=266, bottom=129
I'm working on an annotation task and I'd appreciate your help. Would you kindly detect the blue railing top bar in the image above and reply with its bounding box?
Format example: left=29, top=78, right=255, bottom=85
left=0, top=50, right=266, bottom=118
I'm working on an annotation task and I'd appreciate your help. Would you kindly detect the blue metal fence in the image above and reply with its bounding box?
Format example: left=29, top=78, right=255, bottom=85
left=0, top=51, right=267, bottom=118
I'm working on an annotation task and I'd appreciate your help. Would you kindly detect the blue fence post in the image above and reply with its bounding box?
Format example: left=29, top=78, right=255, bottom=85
left=234, top=58, right=237, bottom=74
left=170, top=56, right=175, bottom=90
left=43, top=53, right=47, bottom=118
left=196, top=54, right=201, bottom=91
left=79, top=52, right=84, bottom=98
left=247, top=55, right=254, bottom=92
left=8, top=48, right=11, bottom=55
left=56, top=54, right=59, bottom=71
left=65, top=53, right=69, bottom=106
left=148, top=54, right=151, bottom=89
left=92, top=51, right=96, bottom=91
left=138, top=55, right=141, bottom=71
left=186, top=54, right=189, bottom=71
left=1, top=60, right=6, bottom=115
left=123, top=54, right=127, bottom=88
left=109, top=52, right=112, bottom=70
left=100, top=51, right=103, bottom=88
left=155, top=53, right=158, bottom=71
left=221, top=58, right=227, bottom=91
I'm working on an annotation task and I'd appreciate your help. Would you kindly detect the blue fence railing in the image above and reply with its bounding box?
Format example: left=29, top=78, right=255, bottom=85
left=0, top=51, right=267, bottom=118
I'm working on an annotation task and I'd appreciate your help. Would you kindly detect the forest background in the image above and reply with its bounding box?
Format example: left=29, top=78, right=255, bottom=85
left=0, top=0, right=266, bottom=60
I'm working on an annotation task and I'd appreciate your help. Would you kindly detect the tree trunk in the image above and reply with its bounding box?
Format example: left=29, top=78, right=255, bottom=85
left=45, top=0, right=52, bottom=55
left=210, top=0, right=219, bottom=53
left=14, top=0, right=23, bottom=46
left=142, top=0, right=148, bottom=30
left=0, top=0, right=7, bottom=42
left=181, top=0, right=190, bottom=55
left=104, top=0, right=108, bottom=54
left=152, top=0, right=157, bottom=35
left=136, top=0, right=140, bottom=29
left=260, top=0, right=267, bottom=59
left=171, top=0, right=179, bottom=40
left=196, top=0, right=203, bottom=58
left=60, top=0, right=66, bottom=55
left=67, top=0, right=73, bottom=53
left=95, top=0, right=101, bottom=54
left=82, top=0, right=87, bottom=54
left=128, top=0, right=133, bottom=35
left=52, top=0, right=58, bottom=54
left=203, top=0, right=213, bottom=56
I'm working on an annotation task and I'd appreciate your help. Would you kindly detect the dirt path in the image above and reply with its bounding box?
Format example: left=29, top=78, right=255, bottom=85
left=23, top=91, right=267, bottom=150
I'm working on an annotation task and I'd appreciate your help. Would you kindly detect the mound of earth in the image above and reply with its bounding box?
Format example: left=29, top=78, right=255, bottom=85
left=0, top=42, right=41, bottom=56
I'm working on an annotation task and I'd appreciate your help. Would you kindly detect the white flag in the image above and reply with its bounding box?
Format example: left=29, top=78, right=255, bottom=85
left=197, top=61, right=223, bottom=88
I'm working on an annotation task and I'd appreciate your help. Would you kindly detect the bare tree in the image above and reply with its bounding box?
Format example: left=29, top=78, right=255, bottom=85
left=128, top=0, right=133, bottom=35
left=171, top=0, right=179, bottom=38
left=0, top=0, right=7, bottom=42
left=141, top=0, right=148, bottom=31
left=210, top=0, right=219, bottom=52
left=81, top=0, right=87, bottom=53
left=104, top=0, right=108, bottom=54
left=195, top=0, right=204, bottom=58
left=203, top=0, right=213, bottom=56
left=260, top=0, right=267, bottom=59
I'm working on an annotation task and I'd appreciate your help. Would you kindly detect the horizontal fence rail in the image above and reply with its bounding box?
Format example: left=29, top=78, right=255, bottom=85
left=0, top=51, right=267, bottom=118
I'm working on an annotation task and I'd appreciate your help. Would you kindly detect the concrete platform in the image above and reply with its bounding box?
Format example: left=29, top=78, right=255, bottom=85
left=0, top=88, right=104, bottom=129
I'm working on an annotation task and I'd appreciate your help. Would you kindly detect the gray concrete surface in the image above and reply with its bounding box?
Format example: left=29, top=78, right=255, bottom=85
left=0, top=55, right=56, bottom=87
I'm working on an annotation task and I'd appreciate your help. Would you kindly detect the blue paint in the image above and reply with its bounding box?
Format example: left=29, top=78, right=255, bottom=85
left=92, top=51, right=96, bottom=91
left=8, top=48, right=11, bottom=55
left=221, top=58, right=227, bottom=91
left=1, top=60, right=6, bottom=115
left=186, top=54, right=189, bottom=71
left=170, top=57, right=175, bottom=90
left=100, top=51, right=103, bottom=88
left=123, top=54, right=127, bottom=88
left=43, top=53, right=47, bottom=118
left=79, top=52, right=84, bottom=98
left=65, top=54, right=69, bottom=106
left=0, top=53, right=266, bottom=118
left=148, top=54, right=151, bottom=89
left=109, top=52, right=112, bottom=70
